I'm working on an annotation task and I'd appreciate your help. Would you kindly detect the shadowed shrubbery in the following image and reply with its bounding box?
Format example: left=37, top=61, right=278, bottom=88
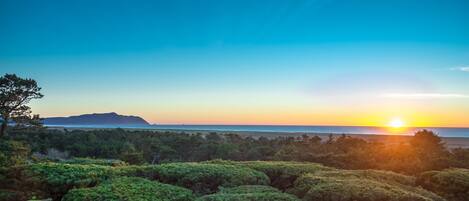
left=219, top=185, right=281, bottom=194
left=0, top=162, right=122, bottom=200
left=288, top=170, right=445, bottom=201
left=197, top=185, right=300, bottom=201
left=59, top=157, right=128, bottom=167
left=0, top=140, right=30, bottom=167
left=62, top=177, right=194, bottom=201
left=197, top=193, right=300, bottom=201
left=0, top=161, right=270, bottom=200
left=207, top=160, right=334, bottom=190
left=0, top=190, right=16, bottom=201
left=417, top=168, right=469, bottom=201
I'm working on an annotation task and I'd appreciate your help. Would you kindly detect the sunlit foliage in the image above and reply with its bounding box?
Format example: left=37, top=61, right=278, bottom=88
left=62, top=177, right=194, bottom=201
left=417, top=168, right=469, bottom=201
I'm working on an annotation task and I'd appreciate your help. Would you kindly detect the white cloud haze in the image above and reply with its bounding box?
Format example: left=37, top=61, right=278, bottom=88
left=451, top=66, right=469, bottom=72
left=381, top=93, right=469, bottom=99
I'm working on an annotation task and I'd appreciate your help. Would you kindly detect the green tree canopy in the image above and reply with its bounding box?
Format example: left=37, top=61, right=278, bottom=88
left=0, top=73, right=43, bottom=137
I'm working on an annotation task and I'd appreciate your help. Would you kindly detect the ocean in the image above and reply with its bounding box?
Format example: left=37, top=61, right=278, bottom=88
left=47, top=124, right=469, bottom=138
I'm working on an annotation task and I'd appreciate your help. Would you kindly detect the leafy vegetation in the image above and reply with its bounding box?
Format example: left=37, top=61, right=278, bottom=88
left=197, top=192, right=300, bottom=201
left=2, top=127, right=469, bottom=200
left=58, top=158, right=128, bottom=167
left=2, top=158, right=468, bottom=201
left=6, top=128, right=469, bottom=176
left=0, top=140, right=29, bottom=167
left=62, top=177, right=194, bottom=201
left=288, top=170, right=445, bottom=201
left=417, top=168, right=469, bottom=201
left=219, top=185, right=281, bottom=194
left=24, top=163, right=114, bottom=200
left=197, top=185, right=300, bottom=201
left=207, top=160, right=334, bottom=190
left=150, top=163, right=270, bottom=194
left=0, top=73, right=43, bottom=137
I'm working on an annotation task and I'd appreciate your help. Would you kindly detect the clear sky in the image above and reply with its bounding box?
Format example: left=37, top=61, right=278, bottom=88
left=1, top=0, right=469, bottom=127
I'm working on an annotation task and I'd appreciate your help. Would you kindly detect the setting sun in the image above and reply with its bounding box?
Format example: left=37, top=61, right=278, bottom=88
left=388, top=118, right=405, bottom=128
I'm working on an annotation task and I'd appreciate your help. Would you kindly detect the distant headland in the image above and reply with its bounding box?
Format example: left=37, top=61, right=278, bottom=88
left=42, top=112, right=149, bottom=126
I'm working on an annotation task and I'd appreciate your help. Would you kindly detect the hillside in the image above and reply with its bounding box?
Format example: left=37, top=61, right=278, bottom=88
left=42, top=112, right=149, bottom=126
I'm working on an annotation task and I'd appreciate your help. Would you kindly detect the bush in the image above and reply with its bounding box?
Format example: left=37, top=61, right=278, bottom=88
left=288, top=170, right=444, bottom=201
left=219, top=185, right=281, bottom=194
left=0, top=140, right=30, bottom=167
left=1, top=162, right=269, bottom=199
left=197, top=193, right=300, bottom=201
left=24, top=163, right=115, bottom=200
left=153, top=163, right=270, bottom=194
left=207, top=160, right=334, bottom=190
left=62, top=177, right=194, bottom=201
left=417, top=168, right=469, bottom=201
left=0, top=190, right=16, bottom=201
left=197, top=185, right=300, bottom=201
left=59, top=158, right=128, bottom=166
left=309, top=169, right=416, bottom=186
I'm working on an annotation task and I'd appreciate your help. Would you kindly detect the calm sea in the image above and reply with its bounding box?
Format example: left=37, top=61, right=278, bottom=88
left=49, top=124, right=469, bottom=138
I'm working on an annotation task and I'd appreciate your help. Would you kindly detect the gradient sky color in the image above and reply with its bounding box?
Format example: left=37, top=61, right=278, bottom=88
left=1, top=0, right=469, bottom=127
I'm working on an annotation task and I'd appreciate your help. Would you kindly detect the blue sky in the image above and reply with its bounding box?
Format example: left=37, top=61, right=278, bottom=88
left=1, top=0, right=469, bottom=126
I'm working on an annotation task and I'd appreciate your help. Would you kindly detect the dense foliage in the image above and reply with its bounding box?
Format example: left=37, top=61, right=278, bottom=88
left=5, top=128, right=469, bottom=175
left=206, top=160, right=334, bottom=190
left=0, top=73, right=43, bottom=138
left=152, top=163, right=270, bottom=194
left=0, top=140, right=29, bottom=167
left=0, top=163, right=115, bottom=200
left=1, top=159, right=468, bottom=201
left=2, top=128, right=469, bottom=200
left=417, top=168, right=469, bottom=201
left=218, top=185, right=282, bottom=194
left=197, top=185, right=300, bottom=201
left=58, top=158, right=128, bottom=167
left=288, top=170, right=445, bottom=201
left=62, top=177, right=194, bottom=201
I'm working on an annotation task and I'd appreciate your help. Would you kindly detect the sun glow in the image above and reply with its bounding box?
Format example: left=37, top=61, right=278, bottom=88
left=388, top=118, right=405, bottom=128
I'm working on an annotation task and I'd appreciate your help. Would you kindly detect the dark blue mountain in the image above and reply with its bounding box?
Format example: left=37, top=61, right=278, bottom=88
left=43, top=112, right=149, bottom=126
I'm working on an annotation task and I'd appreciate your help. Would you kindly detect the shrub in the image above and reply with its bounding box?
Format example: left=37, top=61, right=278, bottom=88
left=207, top=160, right=334, bottom=190
left=219, top=185, right=281, bottom=194
left=62, top=177, right=194, bottom=201
left=24, top=162, right=115, bottom=200
left=153, top=163, right=270, bottom=194
left=309, top=169, right=416, bottom=186
left=0, top=140, right=30, bottom=167
left=417, top=168, right=469, bottom=201
left=0, top=163, right=157, bottom=201
left=197, top=193, right=300, bottom=201
left=0, top=190, right=16, bottom=201
left=197, top=185, right=300, bottom=201
left=59, top=158, right=128, bottom=166
left=1, top=162, right=269, bottom=199
left=288, top=171, right=445, bottom=201
left=112, top=164, right=160, bottom=178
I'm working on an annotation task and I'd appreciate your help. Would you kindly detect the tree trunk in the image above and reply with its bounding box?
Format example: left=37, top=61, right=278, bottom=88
left=0, top=117, right=7, bottom=138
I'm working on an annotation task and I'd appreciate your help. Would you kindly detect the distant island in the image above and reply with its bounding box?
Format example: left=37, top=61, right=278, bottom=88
left=43, top=112, right=149, bottom=126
